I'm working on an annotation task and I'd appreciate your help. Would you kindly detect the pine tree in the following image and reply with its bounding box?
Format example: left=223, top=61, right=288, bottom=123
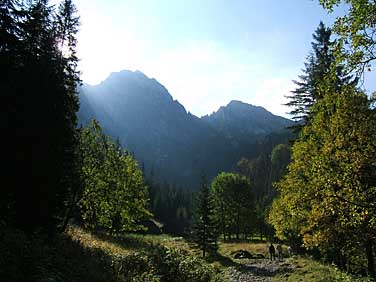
left=286, top=21, right=351, bottom=128
left=1, top=0, right=81, bottom=234
left=54, top=0, right=81, bottom=232
left=1, top=0, right=22, bottom=223
left=191, top=175, right=218, bottom=257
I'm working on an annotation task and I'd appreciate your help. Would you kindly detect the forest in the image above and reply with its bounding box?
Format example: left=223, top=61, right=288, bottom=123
left=1, top=0, right=376, bottom=281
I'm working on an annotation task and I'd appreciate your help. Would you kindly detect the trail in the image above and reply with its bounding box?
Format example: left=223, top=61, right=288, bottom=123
left=227, top=259, right=293, bottom=282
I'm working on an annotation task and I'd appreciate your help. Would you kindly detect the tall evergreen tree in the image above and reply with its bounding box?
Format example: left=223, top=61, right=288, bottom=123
left=1, top=0, right=22, bottom=223
left=191, top=175, right=218, bottom=257
left=1, top=0, right=80, bottom=234
left=286, top=22, right=351, bottom=128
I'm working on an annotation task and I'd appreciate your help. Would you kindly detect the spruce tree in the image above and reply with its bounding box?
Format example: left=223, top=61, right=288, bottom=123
left=286, top=21, right=351, bottom=128
left=1, top=0, right=22, bottom=223
left=1, top=0, right=80, bottom=234
left=191, top=175, right=218, bottom=257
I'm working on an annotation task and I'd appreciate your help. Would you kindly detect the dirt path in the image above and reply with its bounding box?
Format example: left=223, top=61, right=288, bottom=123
left=227, top=259, right=293, bottom=282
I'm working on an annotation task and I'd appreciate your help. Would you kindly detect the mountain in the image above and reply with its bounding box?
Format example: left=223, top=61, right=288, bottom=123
left=78, top=70, right=293, bottom=188
left=203, top=100, right=291, bottom=138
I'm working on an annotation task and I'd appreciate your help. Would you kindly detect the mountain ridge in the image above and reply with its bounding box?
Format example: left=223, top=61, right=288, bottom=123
left=78, top=70, right=293, bottom=188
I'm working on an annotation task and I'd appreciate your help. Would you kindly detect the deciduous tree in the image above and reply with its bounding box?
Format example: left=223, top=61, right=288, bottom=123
left=270, top=82, right=376, bottom=277
left=320, top=0, right=376, bottom=75
left=211, top=172, right=255, bottom=240
left=78, top=120, right=151, bottom=233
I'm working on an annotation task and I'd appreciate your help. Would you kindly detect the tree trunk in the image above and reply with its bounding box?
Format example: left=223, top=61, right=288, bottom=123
left=365, top=238, right=375, bottom=279
left=61, top=186, right=79, bottom=232
left=236, top=211, right=240, bottom=240
left=203, top=225, right=206, bottom=257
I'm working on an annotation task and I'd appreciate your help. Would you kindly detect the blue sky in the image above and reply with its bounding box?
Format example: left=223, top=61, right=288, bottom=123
left=71, top=0, right=362, bottom=117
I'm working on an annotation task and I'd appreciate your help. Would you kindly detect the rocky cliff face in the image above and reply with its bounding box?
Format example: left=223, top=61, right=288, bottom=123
left=78, top=70, right=293, bottom=188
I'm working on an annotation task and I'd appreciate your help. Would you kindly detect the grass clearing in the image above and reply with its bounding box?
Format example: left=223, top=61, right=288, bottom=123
left=66, top=225, right=225, bottom=281
left=272, top=256, right=371, bottom=282
left=4, top=225, right=370, bottom=281
left=67, top=226, right=194, bottom=256
left=219, top=241, right=269, bottom=258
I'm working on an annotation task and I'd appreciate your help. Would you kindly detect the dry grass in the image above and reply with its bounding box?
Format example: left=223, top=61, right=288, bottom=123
left=66, top=226, right=195, bottom=256
left=220, top=242, right=268, bottom=256
left=272, top=257, right=358, bottom=282
left=66, top=225, right=131, bottom=256
left=219, top=241, right=290, bottom=258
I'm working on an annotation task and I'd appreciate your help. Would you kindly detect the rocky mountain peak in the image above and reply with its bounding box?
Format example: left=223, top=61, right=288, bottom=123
left=78, top=70, right=293, bottom=188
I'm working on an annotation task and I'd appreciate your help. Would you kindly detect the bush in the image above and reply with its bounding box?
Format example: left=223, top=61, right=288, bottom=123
left=147, top=244, right=223, bottom=282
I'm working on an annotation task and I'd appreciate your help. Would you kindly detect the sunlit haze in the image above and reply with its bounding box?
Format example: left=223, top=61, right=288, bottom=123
left=70, top=0, right=352, bottom=118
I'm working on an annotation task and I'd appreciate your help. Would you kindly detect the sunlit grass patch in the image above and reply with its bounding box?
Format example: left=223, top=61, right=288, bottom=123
left=64, top=226, right=224, bottom=281
left=67, top=225, right=196, bottom=256
left=273, top=257, right=370, bottom=282
left=66, top=225, right=131, bottom=256
left=219, top=241, right=270, bottom=258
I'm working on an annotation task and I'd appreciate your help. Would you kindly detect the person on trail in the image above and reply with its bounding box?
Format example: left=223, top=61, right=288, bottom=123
left=268, top=243, right=276, bottom=261
left=277, top=243, right=283, bottom=261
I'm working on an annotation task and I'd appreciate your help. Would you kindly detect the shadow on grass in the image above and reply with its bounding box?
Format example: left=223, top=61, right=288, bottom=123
left=206, top=252, right=240, bottom=268
left=1, top=227, right=122, bottom=282
left=91, top=230, right=153, bottom=252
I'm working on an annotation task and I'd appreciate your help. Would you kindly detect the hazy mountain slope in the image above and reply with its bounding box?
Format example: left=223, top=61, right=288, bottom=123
left=78, top=70, right=293, bottom=188
left=202, top=100, right=291, bottom=140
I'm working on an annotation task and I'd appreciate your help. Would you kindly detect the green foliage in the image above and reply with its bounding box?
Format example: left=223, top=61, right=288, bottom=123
left=211, top=172, right=255, bottom=240
left=148, top=244, right=223, bottom=282
left=78, top=120, right=151, bottom=232
left=269, top=83, right=376, bottom=276
left=270, top=144, right=291, bottom=189
left=191, top=175, right=219, bottom=257
left=319, top=0, right=376, bottom=75
left=148, top=179, right=193, bottom=234
left=236, top=143, right=291, bottom=241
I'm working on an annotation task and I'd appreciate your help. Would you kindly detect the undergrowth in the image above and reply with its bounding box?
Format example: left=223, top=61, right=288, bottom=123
left=0, top=225, right=224, bottom=282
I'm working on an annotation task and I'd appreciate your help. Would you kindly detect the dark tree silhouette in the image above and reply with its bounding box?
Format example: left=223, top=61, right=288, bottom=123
left=191, top=175, right=218, bottom=257
left=1, top=0, right=80, bottom=234
left=286, top=22, right=352, bottom=130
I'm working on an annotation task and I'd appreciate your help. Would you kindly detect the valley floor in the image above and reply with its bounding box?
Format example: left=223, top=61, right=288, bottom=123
left=66, top=226, right=361, bottom=282
left=2, top=225, right=365, bottom=281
